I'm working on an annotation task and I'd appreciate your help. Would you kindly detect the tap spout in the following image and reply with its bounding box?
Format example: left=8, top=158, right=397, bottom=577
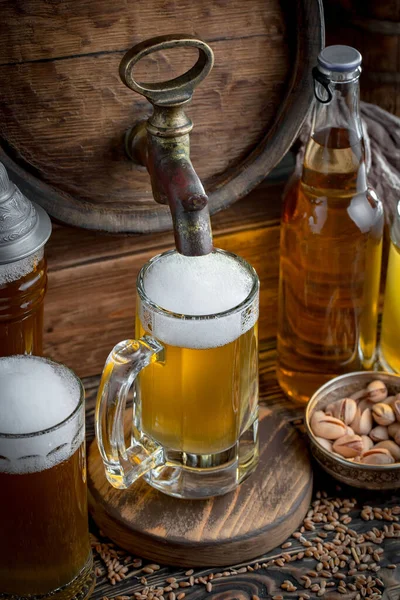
left=129, top=104, right=213, bottom=256
left=120, top=35, right=215, bottom=256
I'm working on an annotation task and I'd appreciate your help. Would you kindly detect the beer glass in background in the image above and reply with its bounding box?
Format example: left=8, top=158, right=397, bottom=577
left=0, top=356, right=95, bottom=600
left=0, top=250, right=47, bottom=357
left=96, top=249, right=259, bottom=499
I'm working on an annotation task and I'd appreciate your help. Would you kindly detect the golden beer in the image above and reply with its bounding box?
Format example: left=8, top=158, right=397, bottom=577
left=0, top=445, right=90, bottom=595
left=380, top=238, right=400, bottom=373
left=97, top=249, right=259, bottom=498
left=136, top=319, right=258, bottom=455
left=0, top=356, right=94, bottom=600
left=0, top=251, right=47, bottom=357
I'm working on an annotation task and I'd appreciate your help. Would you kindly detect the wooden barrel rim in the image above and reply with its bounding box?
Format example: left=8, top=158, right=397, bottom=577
left=0, top=0, right=323, bottom=234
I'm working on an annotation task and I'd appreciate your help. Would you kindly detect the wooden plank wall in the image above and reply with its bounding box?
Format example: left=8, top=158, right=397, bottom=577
left=43, top=179, right=284, bottom=379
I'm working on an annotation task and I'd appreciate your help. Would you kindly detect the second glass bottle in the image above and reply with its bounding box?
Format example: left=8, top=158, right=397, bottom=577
left=277, top=46, right=384, bottom=404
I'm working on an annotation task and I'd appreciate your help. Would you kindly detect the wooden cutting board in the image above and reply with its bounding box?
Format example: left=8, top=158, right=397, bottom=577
left=87, top=405, right=312, bottom=567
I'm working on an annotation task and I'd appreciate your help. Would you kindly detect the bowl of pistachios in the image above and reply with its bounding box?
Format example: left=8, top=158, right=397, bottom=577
left=305, top=371, right=400, bottom=489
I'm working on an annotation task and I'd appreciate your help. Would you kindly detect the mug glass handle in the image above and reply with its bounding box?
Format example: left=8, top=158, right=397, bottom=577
left=95, top=336, right=164, bottom=489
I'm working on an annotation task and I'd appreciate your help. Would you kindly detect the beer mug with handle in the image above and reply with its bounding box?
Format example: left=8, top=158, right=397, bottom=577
left=0, top=355, right=94, bottom=600
left=96, top=249, right=259, bottom=498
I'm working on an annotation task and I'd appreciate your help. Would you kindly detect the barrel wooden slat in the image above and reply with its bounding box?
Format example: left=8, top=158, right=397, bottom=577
left=0, top=0, right=322, bottom=232
left=0, top=0, right=284, bottom=64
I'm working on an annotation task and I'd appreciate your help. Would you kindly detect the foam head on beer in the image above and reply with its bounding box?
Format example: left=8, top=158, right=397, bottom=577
left=0, top=356, right=83, bottom=474
left=142, top=251, right=258, bottom=349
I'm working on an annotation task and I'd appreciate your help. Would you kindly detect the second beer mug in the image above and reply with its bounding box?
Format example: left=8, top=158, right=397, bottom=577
left=96, top=249, right=259, bottom=498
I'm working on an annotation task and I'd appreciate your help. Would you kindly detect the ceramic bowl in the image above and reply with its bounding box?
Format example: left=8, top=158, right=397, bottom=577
left=305, top=371, right=400, bottom=490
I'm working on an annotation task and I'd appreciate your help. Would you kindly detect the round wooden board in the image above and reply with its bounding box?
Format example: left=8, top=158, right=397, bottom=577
left=87, top=406, right=313, bottom=567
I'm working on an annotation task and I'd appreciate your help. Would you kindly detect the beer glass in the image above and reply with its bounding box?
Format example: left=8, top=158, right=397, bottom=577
left=96, top=249, right=259, bottom=499
left=0, top=250, right=47, bottom=357
left=0, top=355, right=95, bottom=600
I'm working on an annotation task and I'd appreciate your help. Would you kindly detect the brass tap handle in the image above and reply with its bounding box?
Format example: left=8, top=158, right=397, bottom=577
left=119, top=35, right=214, bottom=256
left=119, top=34, right=214, bottom=106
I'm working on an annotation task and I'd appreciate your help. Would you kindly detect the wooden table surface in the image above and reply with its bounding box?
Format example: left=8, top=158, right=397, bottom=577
left=83, top=339, right=400, bottom=600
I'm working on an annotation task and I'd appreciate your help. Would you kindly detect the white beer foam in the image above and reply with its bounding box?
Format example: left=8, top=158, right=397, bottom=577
left=0, top=248, right=44, bottom=285
left=141, top=251, right=259, bottom=349
left=0, top=356, right=84, bottom=475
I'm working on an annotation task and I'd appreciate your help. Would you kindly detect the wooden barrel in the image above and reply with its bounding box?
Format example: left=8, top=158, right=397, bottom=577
left=0, top=1, right=322, bottom=233
left=325, top=0, right=400, bottom=116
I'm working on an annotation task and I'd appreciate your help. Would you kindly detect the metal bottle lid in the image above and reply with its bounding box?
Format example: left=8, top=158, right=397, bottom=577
left=317, top=45, right=362, bottom=73
left=0, top=162, right=52, bottom=265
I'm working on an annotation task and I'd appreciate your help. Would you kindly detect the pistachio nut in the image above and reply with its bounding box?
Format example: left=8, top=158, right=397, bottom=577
left=361, top=434, right=374, bottom=452
left=311, top=411, right=347, bottom=440
left=351, top=407, right=372, bottom=435
left=393, top=398, right=400, bottom=422
left=384, top=395, right=396, bottom=406
left=328, top=397, right=357, bottom=425
left=369, top=425, right=389, bottom=443
left=350, top=388, right=369, bottom=401
left=346, top=425, right=355, bottom=436
left=367, top=380, right=388, bottom=403
left=332, top=434, right=363, bottom=458
left=325, top=402, right=335, bottom=416
left=372, top=403, right=395, bottom=427
left=358, top=398, right=374, bottom=413
left=375, top=440, right=400, bottom=461
left=388, top=422, right=400, bottom=444
left=360, top=448, right=395, bottom=465
left=315, top=436, right=333, bottom=452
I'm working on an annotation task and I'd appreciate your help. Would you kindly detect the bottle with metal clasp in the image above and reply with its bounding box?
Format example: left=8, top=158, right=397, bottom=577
left=277, top=46, right=384, bottom=404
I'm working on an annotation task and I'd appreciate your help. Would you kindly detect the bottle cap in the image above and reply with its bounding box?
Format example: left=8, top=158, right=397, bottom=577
left=318, top=45, right=362, bottom=73
left=0, top=162, right=52, bottom=265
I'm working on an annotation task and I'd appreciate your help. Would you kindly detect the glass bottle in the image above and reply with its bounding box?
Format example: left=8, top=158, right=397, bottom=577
left=0, top=163, right=51, bottom=356
left=277, top=46, right=384, bottom=404
left=380, top=201, right=400, bottom=373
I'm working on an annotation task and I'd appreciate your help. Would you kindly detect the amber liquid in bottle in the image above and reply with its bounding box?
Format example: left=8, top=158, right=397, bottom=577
left=0, top=253, right=47, bottom=357
left=380, top=239, right=400, bottom=374
left=277, top=127, right=383, bottom=404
